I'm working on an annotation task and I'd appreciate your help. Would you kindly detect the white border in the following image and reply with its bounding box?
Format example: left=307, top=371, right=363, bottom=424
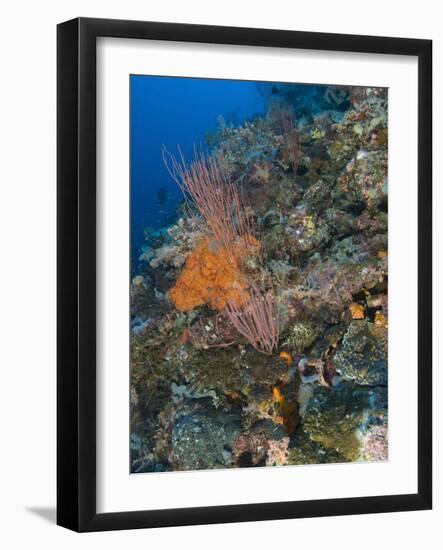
left=97, top=37, right=418, bottom=513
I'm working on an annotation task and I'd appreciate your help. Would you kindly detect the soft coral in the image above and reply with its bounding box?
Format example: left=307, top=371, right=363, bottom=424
left=169, top=237, right=250, bottom=312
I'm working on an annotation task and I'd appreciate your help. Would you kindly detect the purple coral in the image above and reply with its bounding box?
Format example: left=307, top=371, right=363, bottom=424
left=225, top=286, right=280, bottom=355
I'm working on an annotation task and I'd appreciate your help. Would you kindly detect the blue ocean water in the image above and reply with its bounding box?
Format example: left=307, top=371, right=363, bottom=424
left=130, top=75, right=268, bottom=269
left=130, top=76, right=348, bottom=272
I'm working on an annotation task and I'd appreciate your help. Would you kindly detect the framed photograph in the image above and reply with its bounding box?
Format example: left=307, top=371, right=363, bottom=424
left=57, top=17, right=432, bottom=532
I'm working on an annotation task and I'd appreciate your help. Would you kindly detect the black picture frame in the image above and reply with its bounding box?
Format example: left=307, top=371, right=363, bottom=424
left=57, top=17, right=432, bottom=532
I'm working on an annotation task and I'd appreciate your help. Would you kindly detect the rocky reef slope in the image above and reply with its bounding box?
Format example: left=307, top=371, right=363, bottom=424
left=130, top=86, right=388, bottom=473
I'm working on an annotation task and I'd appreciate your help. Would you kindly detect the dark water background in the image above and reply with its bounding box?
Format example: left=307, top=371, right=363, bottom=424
left=130, top=75, right=268, bottom=269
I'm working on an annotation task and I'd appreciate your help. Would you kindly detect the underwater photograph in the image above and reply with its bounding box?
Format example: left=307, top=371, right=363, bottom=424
left=130, top=75, right=388, bottom=473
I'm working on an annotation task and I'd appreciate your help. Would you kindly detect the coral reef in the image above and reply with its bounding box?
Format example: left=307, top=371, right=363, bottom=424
left=301, top=382, right=386, bottom=461
left=130, top=84, right=388, bottom=473
left=170, top=398, right=241, bottom=470
left=334, top=320, right=388, bottom=385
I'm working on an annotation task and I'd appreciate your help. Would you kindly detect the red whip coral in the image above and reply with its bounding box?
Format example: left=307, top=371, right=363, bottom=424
left=163, top=147, right=255, bottom=263
left=225, top=285, right=280, bottom=355
left=169, top=238, right=250, bottom=312
left=280, top=106, right=300, bottom=173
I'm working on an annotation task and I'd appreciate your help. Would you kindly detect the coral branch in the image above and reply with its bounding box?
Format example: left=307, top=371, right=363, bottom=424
left=225, top=286, right=280, bottom=355
left=280, top=106, right=300, bottom=173
left=163, top=146, right=255, bottom=262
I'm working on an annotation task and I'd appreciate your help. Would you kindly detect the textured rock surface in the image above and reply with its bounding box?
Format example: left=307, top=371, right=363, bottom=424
left=302, top=382, right=387, bottom=461
left=334, top=320, right=388, bottom=385
left=171, top=398, right=241, bottom=470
